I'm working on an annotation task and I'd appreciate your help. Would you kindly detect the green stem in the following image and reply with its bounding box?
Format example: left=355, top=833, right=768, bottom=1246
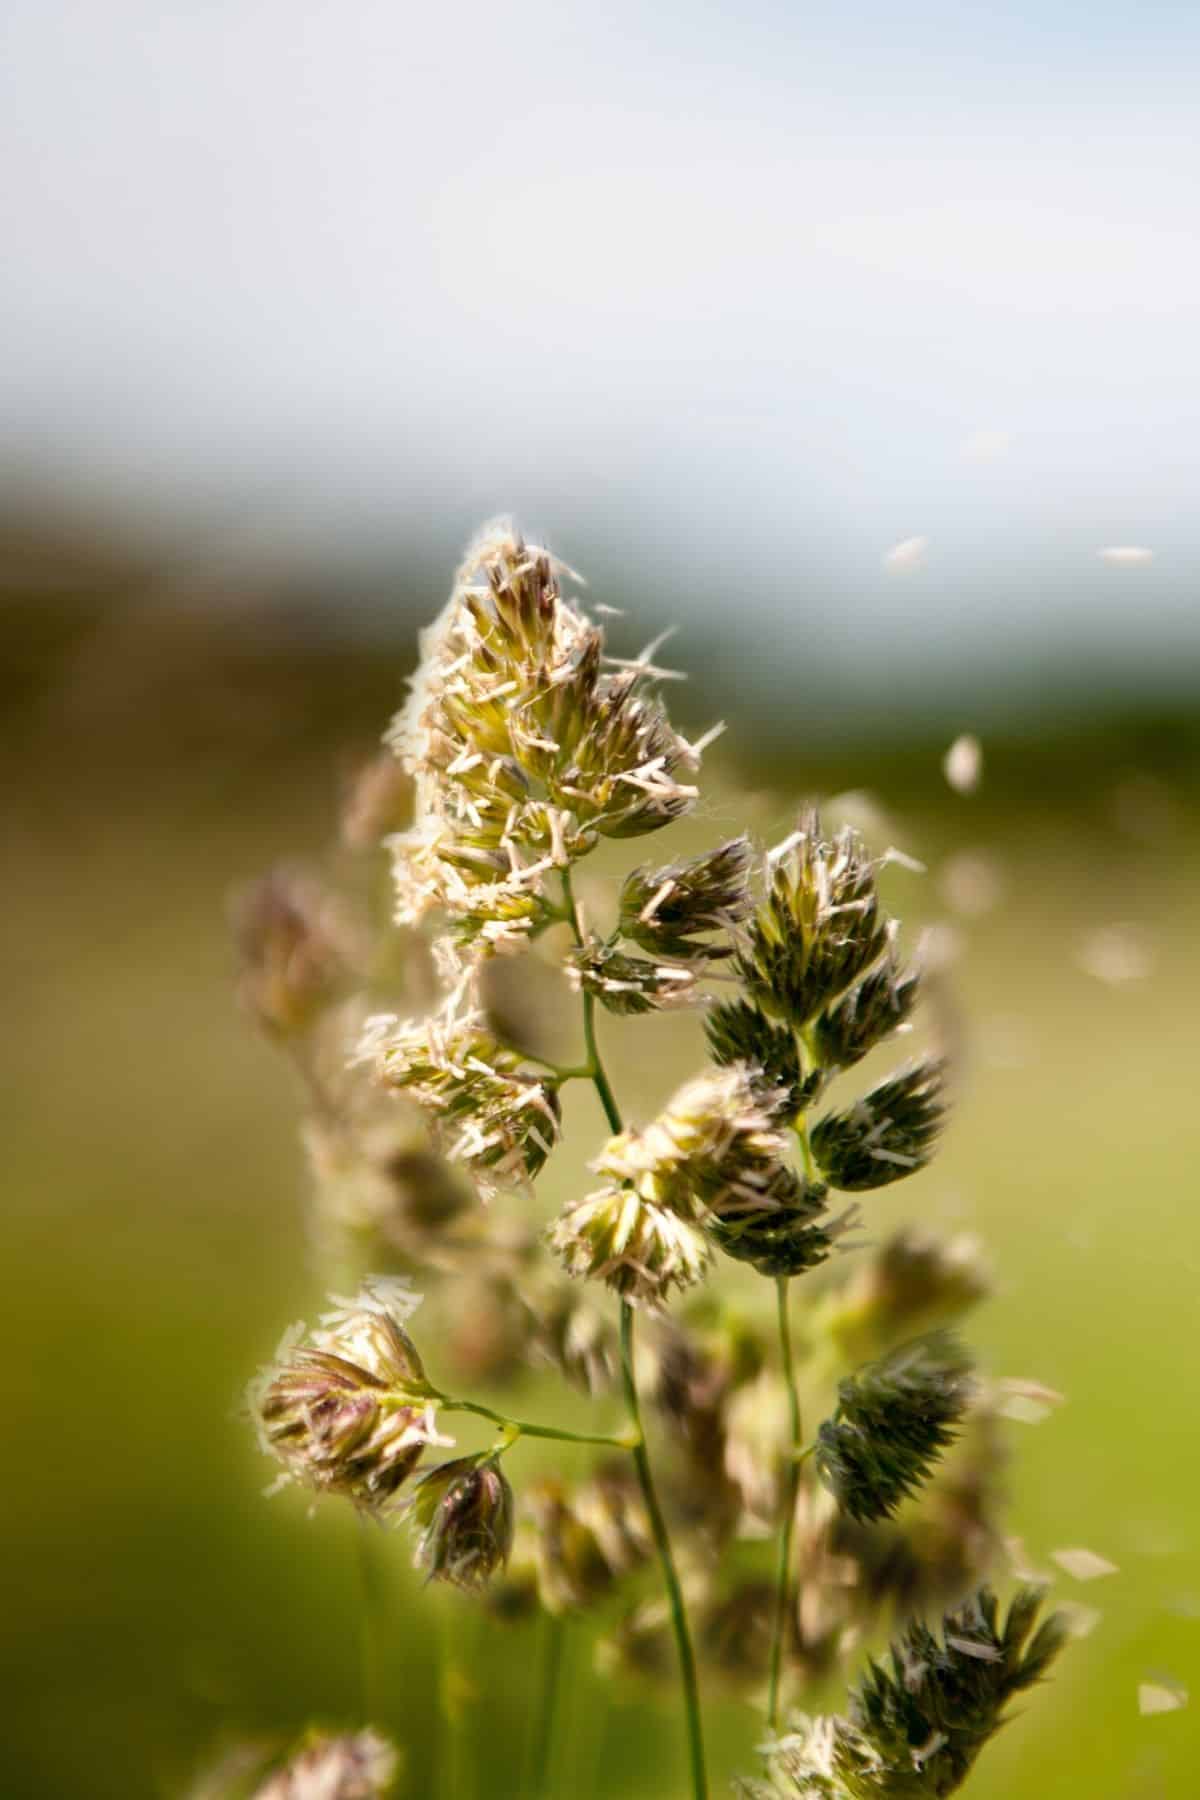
left=768, top=1027, right=822, bottom=1734
left=620, top=1300, right=708, bottom=1800
left=432, top=1396, right=635, bottom=1450
left=521, top=1052, right=595, bottom=1082
left=355, top=1525, right=386, bottom=1727
left=523, top=1612, right=567, bottom=1798
left=767, top=1275, right=802, bottom=1734
left=580, top=985, right=623, bottom=1135
left=796, top=1030, right=820, bottom=1183
left=560, top=865, right=708, bottom=1800
left=560, top=867, right=624, bottom=1133
left=441, top=1598, right=478, bottom=1800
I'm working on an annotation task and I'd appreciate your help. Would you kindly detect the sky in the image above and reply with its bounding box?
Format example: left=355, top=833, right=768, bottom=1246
left=2, top=0, right=1198, bottom=710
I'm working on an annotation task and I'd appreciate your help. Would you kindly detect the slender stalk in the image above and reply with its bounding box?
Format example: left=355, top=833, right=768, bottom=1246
left=523, top=1612, right=567, bottom=1797
left=620, top=1300, right=708, bottom=1799
left=580, top=987, right=623, bottom=1136
left=521, top=1051, right=596, bottom=1082
left=796, top=1031, right=820, bottom=1184
left=441, top=1598, right=482, bottom=1800
left=355, top=1524, right=386, bottom=1726
left=560, top=866, right=624, bottom=1133
left=767, top=1032, right=822, bottom=1733
left=560, top=865, right=709, bottom=1800
left=767, top=1274, right=802, bottom=1733
left=796, top=1118, right=817, bottom=1184
left=433, top=1396, right=634, bottom=1449
left=580, top=1655, right=613, bottom=1800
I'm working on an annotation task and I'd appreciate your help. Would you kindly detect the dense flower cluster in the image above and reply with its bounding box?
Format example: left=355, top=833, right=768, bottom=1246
left=231, top=868, right=349, bottom=1039
left=811, top=1060, right=947, bottom=1193
left=492, top=1465, right=654, bottom=1618
left=706, top=998, right=812, bottom=1118
left=619, top=837, right=754, bottom=961
left=811, top=940, right=919, bottom=1072
left=814, top=1333, right=976, bottom=1524
left=252, top=1731, right=398, bottom=1800
left=384, top=523, right=716, bottom=957
left=302, top=1110, right=473, bottom=1261
left=740, top=1586, right=1066, bottom=1799
left=735, top=818, right=890, bottom=1029
left=249, top=1280, right=450, bottom=1518
left=551, top=1064, right=851, bottom=1304
left=566, top=937, right=703, bottom=1015
left=817, top=1228, right=991, bottom=1365
left=356, top=1003, right=561, bottom=1200
left=408, top=1454, right=515, bottom=1590
left=550, top=1181, right=713, bottom=1309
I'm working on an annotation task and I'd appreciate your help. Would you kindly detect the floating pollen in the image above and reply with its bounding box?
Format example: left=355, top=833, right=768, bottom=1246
left=1138, top=1681, right=1187, bottom=1716
left=943, top=734, right=983, bottom=795
left=1098, top=545, right=1153, bottom=565
left=883, top=535, right=928, bottom=572
left=1059, top=1603, right=1103, bottom=1639
left=1076, top=924, right=1154, bottom=986
left=1050, top=1547, right=1119, bottom=1582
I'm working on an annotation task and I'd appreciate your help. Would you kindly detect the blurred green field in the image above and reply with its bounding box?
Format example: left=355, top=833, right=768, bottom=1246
left=3, top=574, right=1199, bottom=1798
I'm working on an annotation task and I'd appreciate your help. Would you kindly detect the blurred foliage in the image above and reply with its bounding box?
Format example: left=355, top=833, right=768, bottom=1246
left=3, top=515, right=1199, bottom=1796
